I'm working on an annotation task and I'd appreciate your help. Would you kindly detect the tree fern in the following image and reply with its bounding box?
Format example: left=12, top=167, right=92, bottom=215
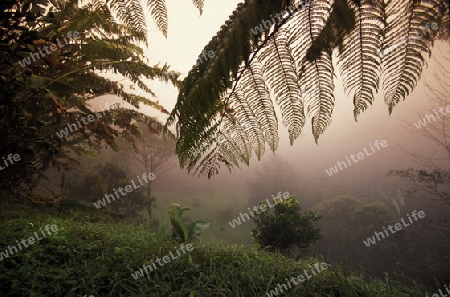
left=337, top=0, right=383, bottom=119
left=167, top=0, right=449, bottom=178
left=0, top=0, right=183, bottom=198
left=382, top=0, right=443, bottom=113
left=261, top=31, right=305, bottom=146
left=146, top=0, right=168, bottom=37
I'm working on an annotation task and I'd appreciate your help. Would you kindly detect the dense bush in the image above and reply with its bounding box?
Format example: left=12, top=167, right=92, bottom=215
left=251, top=195, right=321, bottom=257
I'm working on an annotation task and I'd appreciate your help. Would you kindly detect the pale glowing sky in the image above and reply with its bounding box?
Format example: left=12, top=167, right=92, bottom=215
left=143, top=0, right=244, bottom=113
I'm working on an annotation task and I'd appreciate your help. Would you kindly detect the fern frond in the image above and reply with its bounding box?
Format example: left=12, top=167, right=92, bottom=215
left=168, top=0, right=449, bottom=178
left=176, top=118, right=218, bottom=166
left=147, top=0, right=168, bottom=37
left=293, top=0, right=335, bottom=142
left=303, top=51, right=335, bottom=143
left=219, top=116, right=252, bottom=165
left=79, top=38, right=143, bottom=61
left=337, top=0, right=383, bottom=120
left=238, top=61, right=279, bottom=151
left=110, top=0, right=147, bottom=37
left=260, top=31, right=305, bottom=145
left=227, top=89, right=266, bottom=159
left=194, top=148, right=222, bottom=179
left=382, top=0, right=441, bottom=113
left=191, top=0, right=204, bottom=15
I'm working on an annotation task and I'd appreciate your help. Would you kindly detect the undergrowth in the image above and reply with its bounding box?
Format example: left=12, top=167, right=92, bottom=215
left=0, top=199, right=426, bottom=296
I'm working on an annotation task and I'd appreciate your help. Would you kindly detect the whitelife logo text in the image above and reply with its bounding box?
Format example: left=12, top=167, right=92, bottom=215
left=250, top=0, right=311, bottom=35
left=228, top=192, right=291, bottom=228
left=0, top=224, right=58, bottom=261
left=266, top=262, right=329, bottom=296
left=325, top=140, right=388, bottom=176
left=56, top=102, right=119, bottom=139
left=93, top=173, right=155, bottom=209
left=414, top=105, right=450, bottom=130
left=131, top=243, right=193, bottom=280
left=19, top=31, right=80, bottom=68
left=363, top=210, right=425, bottom=247
left=0, top=153, right=21, bottom=172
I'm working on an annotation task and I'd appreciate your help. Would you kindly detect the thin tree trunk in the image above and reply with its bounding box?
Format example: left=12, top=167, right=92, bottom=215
left=146, top=180, right=153, bottom=223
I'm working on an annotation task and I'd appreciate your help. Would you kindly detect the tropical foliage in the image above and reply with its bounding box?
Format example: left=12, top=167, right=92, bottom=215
left=167, top=0, right=450, bottom=178
left=83, top=0, right=204, bottom=39
left=0, top=0, right=202, bottom=200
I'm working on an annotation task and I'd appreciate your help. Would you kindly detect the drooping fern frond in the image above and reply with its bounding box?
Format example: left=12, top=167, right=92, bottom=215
left=226, top=89, right=265, bottom=160
left=283, top=0, right=334, bottom=142
left=382, top=0, right=443, bottom=114
left=192, top=0, right=204, bottom=15
left=304, top=51, right=335, bottom=143
left=337, top=0, right=384, bottom=119
left=297, top=0, right=335, bottom=141
left=80, top=0, right=204, bottom=39
left=168, top=0, right=449, bottom=178
left=240, top=61, right=279, bottom=150
left=260, top=30, right=305, bottom=145
left=110, top=0, right=147, bottom=38
left=146, top=0, right=168, bottom=37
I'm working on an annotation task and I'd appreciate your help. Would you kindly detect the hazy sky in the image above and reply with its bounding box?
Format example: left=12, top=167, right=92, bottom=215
left=143, top=0, right=244, bottom=113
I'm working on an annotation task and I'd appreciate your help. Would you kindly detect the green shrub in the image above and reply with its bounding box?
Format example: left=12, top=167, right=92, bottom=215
left=251, top=195, right=321, bottom=257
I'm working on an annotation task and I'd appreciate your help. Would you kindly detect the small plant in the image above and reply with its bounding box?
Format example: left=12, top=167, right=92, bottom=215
left=169, top=203, right=210, bottom=243
left=251, top=195, right=321, bottom=257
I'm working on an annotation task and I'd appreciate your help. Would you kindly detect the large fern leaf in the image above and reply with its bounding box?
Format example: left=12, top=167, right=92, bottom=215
left=337, top=0, right=383, bottom=119
left=146, top=0, right=168, bottom=37
left=260, top=31, right=305, bottom=145
left=110, top=0, right=147, bottom=37
left=382, top=0, right=443, bottom=113
left=238, top=61, right=279, bottom=150
left=168, top=0, right=449, bottom=178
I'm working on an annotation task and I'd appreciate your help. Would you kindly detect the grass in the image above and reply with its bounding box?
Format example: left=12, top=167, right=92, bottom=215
left=0, top=199, right=427, bottom=296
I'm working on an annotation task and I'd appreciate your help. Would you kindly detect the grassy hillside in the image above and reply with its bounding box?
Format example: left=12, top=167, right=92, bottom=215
left=0, top=199, right=426, bottom=296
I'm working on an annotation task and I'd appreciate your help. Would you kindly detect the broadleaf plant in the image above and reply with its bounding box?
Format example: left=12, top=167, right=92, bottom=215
left=169, top=203, right=210, bottom=243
